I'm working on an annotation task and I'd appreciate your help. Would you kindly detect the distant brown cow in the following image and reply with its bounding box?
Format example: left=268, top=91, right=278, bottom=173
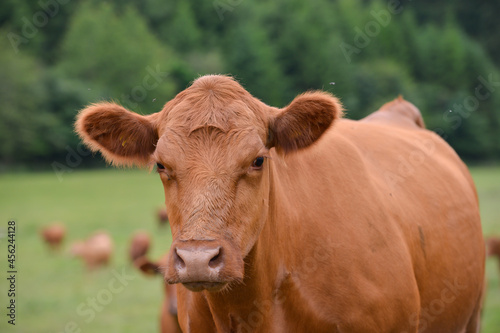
left=157, top=207, right=169, bottom=227
left=40, top=223, right=66, bottom=250
left=70, top=231, right=113, bottom=270
left=129, top=232, right=181, bottom=333
left=76, top=75, right=484, bottom=332
left=129, top=231, right=151, bottom=262
left=486, top=237, right=500, bottom=257
left=486, top=236, right=500, bottom=270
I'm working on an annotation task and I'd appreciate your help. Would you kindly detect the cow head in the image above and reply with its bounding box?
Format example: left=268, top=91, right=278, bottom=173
left=76, top=75, right=342, bottom=292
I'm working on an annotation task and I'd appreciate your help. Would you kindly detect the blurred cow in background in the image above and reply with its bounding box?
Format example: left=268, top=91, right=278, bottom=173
left=70, top=231, right=113, bottom=270
left=486, top=236, right=500, bottom=271
left=157, top=207, right=169, bottom=227
left=40, top=223, right=66, bottom=251
left=129, top=231, right=180, bottom=333
left=129, top=231, right=151, bottom=261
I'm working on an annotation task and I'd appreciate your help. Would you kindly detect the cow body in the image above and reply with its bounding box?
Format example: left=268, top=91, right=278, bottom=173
left=76, top=75, right=484, bottom=332
left=176, top=107, right=483, bottom=333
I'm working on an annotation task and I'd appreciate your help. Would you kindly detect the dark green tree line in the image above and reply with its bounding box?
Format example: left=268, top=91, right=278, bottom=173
left=0, top=0, right=499, bottom=169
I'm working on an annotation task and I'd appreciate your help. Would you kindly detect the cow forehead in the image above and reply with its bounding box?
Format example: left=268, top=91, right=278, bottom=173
left=156, top=75, right=269, bottom=136
left=165, top=99, right=260, bottom=136
left=157, top=97, right=267, bottom=156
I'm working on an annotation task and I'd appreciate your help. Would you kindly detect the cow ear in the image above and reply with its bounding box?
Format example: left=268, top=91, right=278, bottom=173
left=75, top=102, right=159, bottom=167
left=267, top=91, right=343, bottom=154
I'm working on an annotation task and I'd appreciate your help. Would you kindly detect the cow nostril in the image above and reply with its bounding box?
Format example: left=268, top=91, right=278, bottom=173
left=174, top=248, right=186, bottom=269
left=208, top=247, right=222, bottom=268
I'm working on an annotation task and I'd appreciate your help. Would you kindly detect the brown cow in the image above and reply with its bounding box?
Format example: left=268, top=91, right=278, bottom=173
left=486, top=236, right=500, bottom=271
left=70, top=231, right=113, bottom=270
left=486, top=237, right=500, bottom=257
left=76, top=75, right=484, bottom=332
left=129, top=232, right=181, bottom=333
left=129, top=231, right=151, bottom=262
left=157, top=207, right=169, bottom=227
left=40, top=223, right=66, bottom=250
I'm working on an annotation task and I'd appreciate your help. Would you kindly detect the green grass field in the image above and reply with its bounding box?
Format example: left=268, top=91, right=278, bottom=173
left=0, top=166, right=499, bottom=332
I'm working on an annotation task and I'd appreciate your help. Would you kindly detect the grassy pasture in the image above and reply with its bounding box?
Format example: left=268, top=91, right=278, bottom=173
left=0, top=166, right=499, bottom=332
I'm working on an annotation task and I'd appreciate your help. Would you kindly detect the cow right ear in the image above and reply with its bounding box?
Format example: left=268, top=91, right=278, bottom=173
left=75, top=103, right=160, bottom=167
left=267, top=91, right=343, bottom=154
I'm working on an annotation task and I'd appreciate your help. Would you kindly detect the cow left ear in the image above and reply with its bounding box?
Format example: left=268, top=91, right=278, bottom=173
left=75, top=102, right=160, bottom=167
left=267, top=91, right=343, bottom=154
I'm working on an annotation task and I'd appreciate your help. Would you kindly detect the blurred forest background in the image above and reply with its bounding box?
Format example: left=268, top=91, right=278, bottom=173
left=1, top=0, right=500, bottom=170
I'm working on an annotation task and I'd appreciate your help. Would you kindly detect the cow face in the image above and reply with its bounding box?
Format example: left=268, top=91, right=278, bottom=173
left=76, top=75, right=342, bottom=292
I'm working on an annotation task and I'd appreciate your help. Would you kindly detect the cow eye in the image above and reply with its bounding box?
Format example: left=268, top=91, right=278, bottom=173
left=251, top=157, right=265, bottom=169
left=156, top=162, right=173, bottom=180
